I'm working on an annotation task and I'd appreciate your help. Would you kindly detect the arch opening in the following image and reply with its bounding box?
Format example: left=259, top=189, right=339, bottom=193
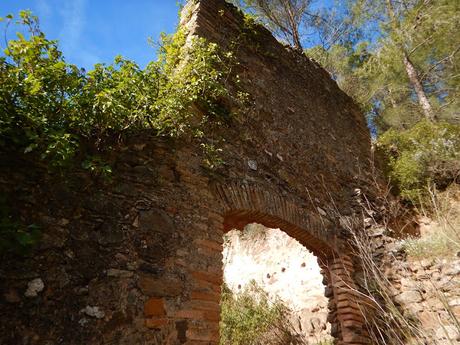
left=223, top=210, right=335, bottom=260
left=205, top=183, right=370, bottom=344
left=221, top=222, right=334, bottom=344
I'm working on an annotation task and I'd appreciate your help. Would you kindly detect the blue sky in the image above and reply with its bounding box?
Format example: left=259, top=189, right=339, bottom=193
left=0, top=0, right=181, bottom=70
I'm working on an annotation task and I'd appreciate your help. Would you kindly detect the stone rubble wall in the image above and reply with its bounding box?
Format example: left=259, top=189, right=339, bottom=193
left=183, top=0, right=373, bottom=213
left=368, top=231, right=460, bottom=344
left=0, top=0, right=375, bottom=344
left=1, top=138, right=228, bottom=345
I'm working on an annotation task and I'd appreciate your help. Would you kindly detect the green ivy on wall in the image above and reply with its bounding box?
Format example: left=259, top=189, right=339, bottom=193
left=0, top=10, right=239, bottom=172
left=0, top=9, right=244, bottom=254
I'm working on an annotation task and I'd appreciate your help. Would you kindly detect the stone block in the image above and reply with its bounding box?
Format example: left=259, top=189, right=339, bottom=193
left=395, top=290, right=423, bottom=304
left=138, top=274, right=184, bottom=297
left=138, top=209, right=174, bottom=234
left=186, top=327, right=219, bottom=342
left=195, top=239, right=222, bottom=252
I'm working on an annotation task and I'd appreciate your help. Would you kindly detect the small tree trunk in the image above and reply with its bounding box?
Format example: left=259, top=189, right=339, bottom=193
left=403, top=52, right=437, bottom=122
left=291, top=29, right=303, bottom=52
left=281, top=0, right=303, bottom=52
left=385, top=0, right=436, bottom=122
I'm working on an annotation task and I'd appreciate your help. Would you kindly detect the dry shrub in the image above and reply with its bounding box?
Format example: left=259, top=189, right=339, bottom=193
left=220, top=281, right=331, bottom=345
left=340, top=180, right=460, bottom=344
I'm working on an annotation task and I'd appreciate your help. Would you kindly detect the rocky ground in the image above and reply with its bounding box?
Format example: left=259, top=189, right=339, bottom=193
left=365, top=188, right=460, bottom=345
left=223, top=188, right=460, bottom=345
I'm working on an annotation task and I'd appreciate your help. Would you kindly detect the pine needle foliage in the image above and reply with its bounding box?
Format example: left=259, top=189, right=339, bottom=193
left=376, top=120, right=460, bottom=202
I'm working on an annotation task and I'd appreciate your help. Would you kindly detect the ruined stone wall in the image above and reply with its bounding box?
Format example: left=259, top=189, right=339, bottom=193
left=0, top=0, right=375, bottom=344
left=370, top=232, right=460, bottom=344
left=1, top=137, right=223, bottom=345
left=390, top=257, right=460, bottom=344
left=184, top=0, right=372, bottom=215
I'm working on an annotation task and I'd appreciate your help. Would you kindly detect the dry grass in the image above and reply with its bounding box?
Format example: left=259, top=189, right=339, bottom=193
left=220, top=281, right=333, bottom=345
left=339, top=182, right=460, bottom=344
left=314, top=153, right=460, bottom=344
left=403, top=184, right=460, bottom=260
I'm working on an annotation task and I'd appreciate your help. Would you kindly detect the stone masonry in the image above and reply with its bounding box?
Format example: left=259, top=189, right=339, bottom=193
left=0, top=0, right=375, bottom=344
left=370, top=231, right=460, bottom=344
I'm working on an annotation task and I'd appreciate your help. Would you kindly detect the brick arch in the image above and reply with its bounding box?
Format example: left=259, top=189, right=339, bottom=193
left=210, top=182, right=370, bottom=345
left=213, top=181, right=337, bottom=259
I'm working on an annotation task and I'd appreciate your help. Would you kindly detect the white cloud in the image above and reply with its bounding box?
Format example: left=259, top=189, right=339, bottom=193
left=56, top=0, right=100, bottom=68
left=58, top=0, right=86, bottom=54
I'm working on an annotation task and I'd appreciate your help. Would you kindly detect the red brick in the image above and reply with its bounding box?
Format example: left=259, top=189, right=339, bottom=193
left=144, top=298, right=166, bottom=317
left=175, top=309, right=205, bottom=319
left=175, top=309, right=220, bottom=322
left=191, top=271, right=222, bottom=285
left=186, top=300, right=220, bottom=311
left=191, top=291, right=221, bottom=302
left=193, top=279, right=222, bottom=293
left=145, top=318, right=169, bottom=329
left=337, top=300, right=359, bottom=310
left=339, top=313, right=365, bottom=323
